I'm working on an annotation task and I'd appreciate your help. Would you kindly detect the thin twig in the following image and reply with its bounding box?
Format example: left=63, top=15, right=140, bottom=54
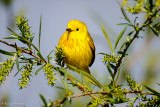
left=113, top=8, right=160, bottom=78
left=67, top=76, right=97, bottom=100
left=113, top=31, right=139, bottom=77
left=0, top=39, right=40, bottom=59
left=52, top=90, right=153, bottom=106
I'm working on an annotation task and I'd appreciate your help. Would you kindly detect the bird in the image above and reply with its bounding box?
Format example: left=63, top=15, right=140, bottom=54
left=58, top=20, right=95, bottom=74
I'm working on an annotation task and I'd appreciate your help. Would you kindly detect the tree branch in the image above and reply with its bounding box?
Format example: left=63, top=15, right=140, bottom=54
left=113, top=8, right=160, bottom=78
left=0, top=39, right=40, bottom=59
left=113, top=31, right=139, bottom=77
left=52, top=90, right=153, bottom=106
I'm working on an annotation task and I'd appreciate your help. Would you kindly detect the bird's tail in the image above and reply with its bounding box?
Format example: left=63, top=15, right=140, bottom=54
left=85, top=68, right=90, bottom=74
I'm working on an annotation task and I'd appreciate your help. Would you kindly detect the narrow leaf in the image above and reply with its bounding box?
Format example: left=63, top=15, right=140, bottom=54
left=120, top=7, right=132, bottom=24
left=149, top=0, right=153, bottom=12
left=101, top=24, right=114, bottom=55
left=144, top=85, right=160, bottom=97
left=46, top=49, right=55, bottom=59
left=59, top=68, right=82, bottom=84
left=16, top=56, right=20, bottom=71
left=148, top=25, right=159, bottom=36
left=35, top=65, right=45, bottom=76
left=127, top=30, right=135, bottom=36
left=107, top=64, right=114, bottom=79
left=37, top=52, right=44, bottom=60
left=114, top=26, right=127, bottom=50
left=14, top=56, right=20, bottom=77
left=56, top=68, right=69, bottom=90
left=3, top=37, right=18, bottom=39
left=117, top=23, right=130, bottom=26
left=39, top=94, right=48, bottom=107
left=68, top=65, right=103, bottom=89
left=17, top=36, right=28, bottom=44
left=39, top=14, right=42, bottom=51
left=7, top=27, right=20, bottom=37
left=115, top=68, right=121, bottom=83
left=134, top=17, right=138, bottom=26
left=55, top=86, right=66, bottom=91
left=0, top=49, right=15, bottom=56
left=117, top=51, right=124, bottom=55
left=4, top=34, right=28, bottom=44
left=10, top=58, right=16, bottom=71
left=64, top=71, right=68, bottom=89
left=98, top=53, right=107, bottom=55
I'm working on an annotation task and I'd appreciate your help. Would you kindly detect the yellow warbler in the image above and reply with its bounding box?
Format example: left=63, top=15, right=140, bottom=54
left=58, top=20, right=95, bottom=74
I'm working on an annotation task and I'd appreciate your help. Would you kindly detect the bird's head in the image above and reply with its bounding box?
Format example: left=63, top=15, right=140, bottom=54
left=66, top=20, right=88, bottom=39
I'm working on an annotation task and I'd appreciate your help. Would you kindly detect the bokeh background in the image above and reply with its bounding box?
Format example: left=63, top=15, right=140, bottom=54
left=0, top=0, right=160, bottom=106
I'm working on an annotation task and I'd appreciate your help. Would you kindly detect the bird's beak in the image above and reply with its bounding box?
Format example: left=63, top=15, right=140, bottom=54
left=66, top=28, right=73, bottom=32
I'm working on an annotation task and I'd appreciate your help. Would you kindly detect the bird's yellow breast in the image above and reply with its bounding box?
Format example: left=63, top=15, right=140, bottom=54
left=58, top=32, right=93, bottom=70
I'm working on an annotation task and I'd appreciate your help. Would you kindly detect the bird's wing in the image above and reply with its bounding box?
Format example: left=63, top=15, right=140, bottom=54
left=87, top=34, right=95, bottom=67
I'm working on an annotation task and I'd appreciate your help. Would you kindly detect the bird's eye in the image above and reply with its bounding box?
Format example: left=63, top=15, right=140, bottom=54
left=76, top=28, right=79, bottom=31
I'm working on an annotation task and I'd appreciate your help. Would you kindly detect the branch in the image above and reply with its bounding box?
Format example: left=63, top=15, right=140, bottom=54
left=113, top=31, right=139, bottom=77
left=52, top=90, right=153, bottom=106
left=0, top=39, right=40, bottom=59
left=113, top=8, right=160, bottom=78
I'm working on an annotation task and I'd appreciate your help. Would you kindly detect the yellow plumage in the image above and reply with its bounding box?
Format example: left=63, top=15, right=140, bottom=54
left=58, top=20, right=95, bottom=73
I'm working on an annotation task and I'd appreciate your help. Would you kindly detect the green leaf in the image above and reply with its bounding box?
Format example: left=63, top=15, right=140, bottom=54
left=64, top=71, right=68, bottom=89
left=4, top=31, right=28, bottom=44
left=109, top=63, right=115, bottom=70
left=120, top=7, right=132, bottom=24
left=107, top=64, right=114, bottom=80
left=39, top=14, right=42, bottom=51
left=14, top=56, right=20, bottom=77
left=115, top=68, right=121, bottom=83
left=104, top=98, right=116, bottom=103
left=0, top=49, right=15, bottom=56
left=46, top=49, right=55, bottom=63
left=98, top=53, right=107, bottom=55
left=55, top=86, right=66, bottom=91
left=68, top=65, right=103, bottom=89
left=127, top=30, right=135, bottom=36
left=7, top=27, right=20, bottom=37
left=3, top=37, right=18, bottom=39
left=39, top=94, right=48, bottom=107
left=17, top=35, right=29, bottom=44
left=144, top=85, right=160, bottom=97
left=149, top=0, right=153, bottom=12
left=56, top=68, right=69, bottom=90
left=35, top=65, right=45, bottom=76
left=101, top=24, right=114, bottom=55
left=117, top=51, right=124, bottom=55
left=119, top=41, right=130, bottom=51
left=37, top=52, right=44, bottom=61
left=10, top=57, right=16, bottom=71
left=46, top=49, right=54, bottom=59
left=7, top=27, right=28, bottom=44
left=16, top=55, right=20, bottom=71
left=148, top=25, right=159, bottom=36
left=114, top=26, right=127, bottom=50
left=117, top=23, right=130, bottom=26
left=59, top=67, right=82, bottom=84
